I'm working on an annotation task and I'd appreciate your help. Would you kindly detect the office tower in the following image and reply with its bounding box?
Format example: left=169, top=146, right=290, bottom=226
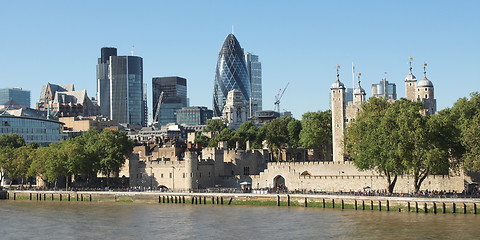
left=176, top=106, right=213, bottom=126
left=152, top=76, right=187, bottom=126
left=245, top=52, right=262, bottom=117
left=96, top=47, right=117, bottom=118
left=213, top=34, right=250, bottom=117
left=371, top=77, right=397, bottom=100
left=0, top=88, right=30, bottom=107
left=96, top=47, right=146, bottom=127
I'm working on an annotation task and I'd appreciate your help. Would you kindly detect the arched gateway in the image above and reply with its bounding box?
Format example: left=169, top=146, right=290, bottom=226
left=273, top=175, right=286, bottom=189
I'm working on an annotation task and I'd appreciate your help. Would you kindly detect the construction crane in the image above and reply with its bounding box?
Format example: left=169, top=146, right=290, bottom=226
left=274, top=82, right=289, bottom=113
left=153, top=91, right=164, bottom=126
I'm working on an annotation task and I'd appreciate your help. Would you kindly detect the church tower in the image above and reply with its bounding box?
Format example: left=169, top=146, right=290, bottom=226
left=331, top=65, right=346, bottom=163
left=405, top=57, right=417, bottom=101
left=417, top=62, right=436, bottom=115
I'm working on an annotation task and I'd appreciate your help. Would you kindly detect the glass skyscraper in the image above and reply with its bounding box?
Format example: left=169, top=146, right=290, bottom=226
left=0, top=88, right=30, bottom=107
left=213, top=34, right=250, bottom=117
left=245, top=52, right=262, bottom=116
left=96, top=47, right=146, bottom=127
left=371, top=77, right=397, bottom=100
left=152, top=76, right=187, bottom=126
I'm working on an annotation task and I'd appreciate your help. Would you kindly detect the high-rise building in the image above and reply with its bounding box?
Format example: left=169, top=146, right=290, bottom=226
left=245, top=52, right=262, bottom=117
left=213, top=34, right=250, bottom=117
left=152, top=76, right=187, bottom=126
left=0, top=88, right=30, bottom=107
left=371, top=77, right=397, bottom=100
left=96, top=47, right=146, bottom=127
left=176, top=106, right=213, bottom=126
left=96, top=47, right=117, bottom=118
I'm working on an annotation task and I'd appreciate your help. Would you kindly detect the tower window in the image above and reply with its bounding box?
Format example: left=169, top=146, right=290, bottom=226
left=409, top=83, right=412, bottom=86
left=425, top=95, right=428, bottom=98
left=425, top=88, right=427, bottom=91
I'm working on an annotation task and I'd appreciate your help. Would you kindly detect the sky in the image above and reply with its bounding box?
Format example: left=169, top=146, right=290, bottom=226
left=1, top=1, right=479, bottom=120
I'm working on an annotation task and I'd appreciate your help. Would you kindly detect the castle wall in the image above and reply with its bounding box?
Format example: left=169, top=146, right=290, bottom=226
left=251, top=162, right=464, bottom=193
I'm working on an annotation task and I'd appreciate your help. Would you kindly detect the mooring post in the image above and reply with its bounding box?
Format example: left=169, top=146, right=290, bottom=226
left=167, top=196, right=170, bottom=203
left=13, top=192, right=16, bottom=200
left=37, top=193, right=39, bottom=201
left=408, top=202, right=411, bottom=212
left=204, top=197, right=206, bottom=205
left=221, top=197, right=224, bottom=205
left=277, top=195, right=280, bottom=206
left=287, top=195, right=290, bottom=206
left=81, top=194, right=83, bottom=201
left=443, top=202, right=446, bottom=214
left=68, top=194, right=70, bottom=201
left=424, top=203, right=428, bottom=213
left=52, top=193, right=54, bottom=201
left=158, top=196, right=161, bottom=203
left=162, top=196, right=165, bottom=203
left=341, top=200, right=344, bottom=209
left=90, top=194, right=92, bottom=202
left=332, top=199, right=335, bottom=208
left=175, top=196, right=178, bottom=204
left=217, top=196, right=219, bottom=205
left=76, top=194, right=79, bottom=201
left=386, top=200, right=389, bottom=212
left=191, top=197, right=194, bottom=205
left=474, top=203, right=477, bottom=214
left=433, top=202, right=437, bottom=214
left=379, top=201, right=382, bottom=211
left=212, top=197, right=215, bottom=204
left=371, top=200, right=374, bottom=211
left=228, top=197, right=233, bottom=205
left=305, top=198, right=308, bottom=208
left=354, top=200, right=357, bottom=210
left=195, top=197, right=198, bottom=205
left=60, top=194, right=62, bottom=201
left=415, top=202, right=418, bottom=213
left=362, top=200, right=365, bottom=210
left=30, top=193, right=32, bottom=200
left=322, top=199, right=325, bottom=208
left=453, top=203, right=456, bottom=213
left=464, top=203, right=467, bottom=214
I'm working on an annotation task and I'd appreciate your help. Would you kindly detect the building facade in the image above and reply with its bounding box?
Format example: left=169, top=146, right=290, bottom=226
left=222, top=89, right=248, bottom=130
left=371, top=77, right=397, bottom=100
left=0, top=88, right=30, bottom=107
left=152, top=77, right=187, bottom=126
left=0, top=114, right=64, bottom=146
left=213, top=34, right=251, bottom=117
left=245, top=52, right=262, bottom=116
left=96, top=47, right=146, bottom=127
left=176, top=106, right=213, bottom=126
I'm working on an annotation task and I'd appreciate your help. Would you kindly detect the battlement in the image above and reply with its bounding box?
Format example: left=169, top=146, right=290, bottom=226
left=267, top=161, right=354, bottom=167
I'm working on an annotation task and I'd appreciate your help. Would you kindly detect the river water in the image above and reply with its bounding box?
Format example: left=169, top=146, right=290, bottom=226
left=0, top=201, right=479, bottom=239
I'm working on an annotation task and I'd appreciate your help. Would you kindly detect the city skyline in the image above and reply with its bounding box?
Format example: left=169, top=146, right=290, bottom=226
left=1, top=1, right=479, bottom=119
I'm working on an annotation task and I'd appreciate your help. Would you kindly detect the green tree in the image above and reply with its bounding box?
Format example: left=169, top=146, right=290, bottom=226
left=233, top=121, right=258, bottom=149
left=287, top=118, right=302, bottom=149
left=265, top=117, right=291, bottom=161
left=204, top=119, right=227, bottom=134
left=0, top=134, right=26, bottom=186
left=462, top=112, right=480, bottom=171
left=299, top=110, right=332, bottom=160
left=97, top=129, right=134, bottom=185
left=345, top=97, right=404, bottom=193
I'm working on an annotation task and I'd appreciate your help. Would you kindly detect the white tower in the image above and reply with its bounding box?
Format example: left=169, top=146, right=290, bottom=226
left=331, top=65, right=346, bottom=162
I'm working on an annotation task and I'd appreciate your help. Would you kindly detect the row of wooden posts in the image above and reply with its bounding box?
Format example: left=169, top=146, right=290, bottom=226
left=280, top=195, right=477, bottom=214
left=159, top=195, right=233, bottom=205
left=8, top=192, right=92, bottom=202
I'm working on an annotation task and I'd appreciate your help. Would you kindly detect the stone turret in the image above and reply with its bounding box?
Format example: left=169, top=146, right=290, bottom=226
left=184, top=151, right=198, bottom=190
left=331, top=66, right=345, bottom=163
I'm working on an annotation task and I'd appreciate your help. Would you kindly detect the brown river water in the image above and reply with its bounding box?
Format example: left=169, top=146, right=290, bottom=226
left=0, top=201, right=479, bottom=239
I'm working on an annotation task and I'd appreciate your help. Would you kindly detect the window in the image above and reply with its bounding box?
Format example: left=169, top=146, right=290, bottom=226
left=169, top=173, right=172, bottom=178
left=243, top=167, right=250, bottom=175
left=161, top=173, right=164, bottom=178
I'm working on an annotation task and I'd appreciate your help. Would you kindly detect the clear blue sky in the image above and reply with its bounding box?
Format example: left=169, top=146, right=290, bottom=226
left=1, top=1, right=479, bottom=119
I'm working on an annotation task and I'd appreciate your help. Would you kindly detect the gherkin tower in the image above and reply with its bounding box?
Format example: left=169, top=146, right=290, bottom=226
left=213, top=34, right=251, bottom=117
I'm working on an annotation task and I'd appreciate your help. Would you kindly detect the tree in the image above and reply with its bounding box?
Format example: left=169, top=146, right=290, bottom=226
left=462, top=112, right=480, bottom=171
left=265, top=117, right=291, bottom=161
left=0, top=134, right=26, bottom=186
left=96, top=129, right=134, bottom=185
left=287, top=118, right=302, bottom=149
left=345, top=97, right=404, bottom=193
left=299, top=110, right=331, bottom=160
left=204, top=119, right=227, bottom=134
left=233, top=121, right=258, bottom=149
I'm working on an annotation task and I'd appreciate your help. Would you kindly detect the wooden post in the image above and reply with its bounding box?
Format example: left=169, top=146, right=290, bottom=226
left=52, top=193, right=54, bottom=201
left=355, top=200, right=357, bottom=210
left=453, top=203, right=456, bottom=213
left=167, top=196, right=170, bottom=203
left=379, top=201, right=381, bottom=211
left=199, top=196, right=202, bottom=204
left=159, top=195, right=161, bottom=203
left=60, top=194, right=62, bottom=201
left=163, top=196, right=165, bottom=203
left=415, top=202, right=418, bottom=213
left=408, top=202, right=411, bottom=212
left=424, top=203, right=428, bottom=213
left=68, top=194, right=70, bottom=201
left=212, top=197, right=215, bottom=204
left=332, top=199, right=335, bottom=208
left=322, top=199, right=325, bottom=208
left=277, top=195, right=280, bottom=206
left=191, top=197, right=194, bottom=205
left=362, top=200, right=365, bottom=210
left=386, top=200, right=389, bottom=211
left=443, top=202, right=446, bottom=214
left=464, top=203, right=467, bottom=214
left=228, top=198, right=233, bottom=205
left=221, top=197, right=224, bottom=205
left=76, top=194, right=79, bottom=201
left=175, top=196, right=177, bottom=204
left=341, top=200, right=344, bottom=209
left=90, top=194, right=92, bottom=202
left=195, top=197, right=198, bottom=205
left=37, top=193, right=39, bottom=201
left=13, top=192, right=16, bottom=200
left=474, top=203, right=477, bottom=214
left=433, top=202, right=437, bottom=214
left=30, top=193, right=32, bottom=200
left=204, top=197, right=206, bottom=205
left=217, top=197, right=220, bottom=205
left=304, top=198, right=307, bottom=208
left=287, top=195, right=290, bottom=206
left=183, top=196, right=185, bottom=204
left=371, top=200, right=373, bottom=211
